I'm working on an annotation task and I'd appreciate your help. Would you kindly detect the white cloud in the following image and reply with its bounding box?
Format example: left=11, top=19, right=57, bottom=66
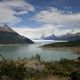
left=0, top=0, right=35, bottom=23
left=12, top=24, right=57, bottom=39
left=12, top=24, right=80, bottom=39
left=0, top=2, right=18, bottom=23
left=5, top=0, right=35, bottom=11
left=65, top=6, right=71, bottom=10
left=33, top=7, right=80, bottom=29
left=15, top=11, right=28, bottom=15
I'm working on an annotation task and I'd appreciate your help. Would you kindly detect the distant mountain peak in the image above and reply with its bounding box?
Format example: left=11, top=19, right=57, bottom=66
left=40, top=32, right=80, bottom=41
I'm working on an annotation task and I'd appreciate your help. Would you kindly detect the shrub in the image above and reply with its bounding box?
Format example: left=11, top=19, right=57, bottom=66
left=69, top=71, right=80, bottom=80
left=35, top=54, right=41, bottom=61
left=0, top=57, right=26, bottom=80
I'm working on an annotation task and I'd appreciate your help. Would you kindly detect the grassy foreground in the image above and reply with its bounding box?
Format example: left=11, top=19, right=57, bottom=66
left=0, top=55, right=80, bottom=80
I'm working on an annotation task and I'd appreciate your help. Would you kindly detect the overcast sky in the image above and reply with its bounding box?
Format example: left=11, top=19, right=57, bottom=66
left=0, top=0, right=80, bottom=39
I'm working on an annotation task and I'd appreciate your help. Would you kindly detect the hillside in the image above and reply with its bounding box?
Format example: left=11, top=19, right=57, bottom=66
left=41, top=39, right=80, bottom=48
left=0, top=24, right=33, bottom=44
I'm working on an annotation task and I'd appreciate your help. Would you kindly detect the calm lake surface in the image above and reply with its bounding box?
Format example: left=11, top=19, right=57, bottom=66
left=0, top=40, right=79, bottom=61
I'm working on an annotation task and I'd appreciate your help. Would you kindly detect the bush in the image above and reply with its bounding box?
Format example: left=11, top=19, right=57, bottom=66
left=69, top=71, right=80, bottom=80
left=77, top=56, right=80, bottom=60
left=0, top=58, right=26, bottom=80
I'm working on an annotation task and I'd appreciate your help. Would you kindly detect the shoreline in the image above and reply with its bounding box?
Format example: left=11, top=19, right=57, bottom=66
left=40, top=39, right=80, bottom=54
left=41, top=46, right=80, bottom=54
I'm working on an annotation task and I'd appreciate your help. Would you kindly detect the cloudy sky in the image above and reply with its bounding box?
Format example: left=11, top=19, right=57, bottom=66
left=0, top=0, right=80, bottom=39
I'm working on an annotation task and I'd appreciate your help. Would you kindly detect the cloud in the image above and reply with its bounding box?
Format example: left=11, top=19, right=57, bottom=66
left=15, top=11, right=28, bottom=15
left=12, top=24, right=57, bottom=39
left=5, top=0, right=35, bottom=11
left=33, top=7, right=80, bottom=29
left=12, top=24, right=80, bottom=39
left=10, top=7, right=80, bottom=39
left=0, top=0, right=35, bottom=23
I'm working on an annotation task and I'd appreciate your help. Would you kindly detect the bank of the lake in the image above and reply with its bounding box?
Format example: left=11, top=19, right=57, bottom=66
left=41, top=40, right=80, bottom=54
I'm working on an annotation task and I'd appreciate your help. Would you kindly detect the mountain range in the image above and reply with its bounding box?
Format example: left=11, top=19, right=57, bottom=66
left=0, top=24, right=33, bottom=44
left=40, top=32, right=80, bottom=41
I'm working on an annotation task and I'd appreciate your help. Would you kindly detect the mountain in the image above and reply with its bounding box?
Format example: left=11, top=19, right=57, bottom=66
left=40, top=34, right=57, bottom=40
left=42, top=33, right=80, bottom=41
left=43, top=34, right=57, bottom=40
left=0, top=24, right=33, bottom=44
left=57, top=33, right=80, bottom=41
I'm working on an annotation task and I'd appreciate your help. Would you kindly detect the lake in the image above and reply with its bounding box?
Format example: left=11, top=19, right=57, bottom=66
left=0, top=40, right=79, bottom=61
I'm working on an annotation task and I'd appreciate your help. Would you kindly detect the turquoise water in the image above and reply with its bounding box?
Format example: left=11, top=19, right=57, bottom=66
left=0, top=40, right=79, bottom=61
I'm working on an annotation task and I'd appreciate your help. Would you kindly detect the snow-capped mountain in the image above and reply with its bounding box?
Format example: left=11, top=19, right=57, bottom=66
left=40, top=32, right=80, bottom=41
left=0, top=24, right=33, bottom=44
left=41, top=34, right=57, bottom=40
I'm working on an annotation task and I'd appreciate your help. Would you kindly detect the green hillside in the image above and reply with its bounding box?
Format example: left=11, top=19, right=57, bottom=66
left=41, top=40, right=80, bottom=48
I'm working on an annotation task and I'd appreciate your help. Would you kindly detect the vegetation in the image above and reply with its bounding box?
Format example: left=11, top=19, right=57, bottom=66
left=41, top=39, right=80, bottom=48
left=0, top=55, right=80, bottom=80
left=70, top=71, right=80, bottom=80
left=0, top=55, right=26, bottom=80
